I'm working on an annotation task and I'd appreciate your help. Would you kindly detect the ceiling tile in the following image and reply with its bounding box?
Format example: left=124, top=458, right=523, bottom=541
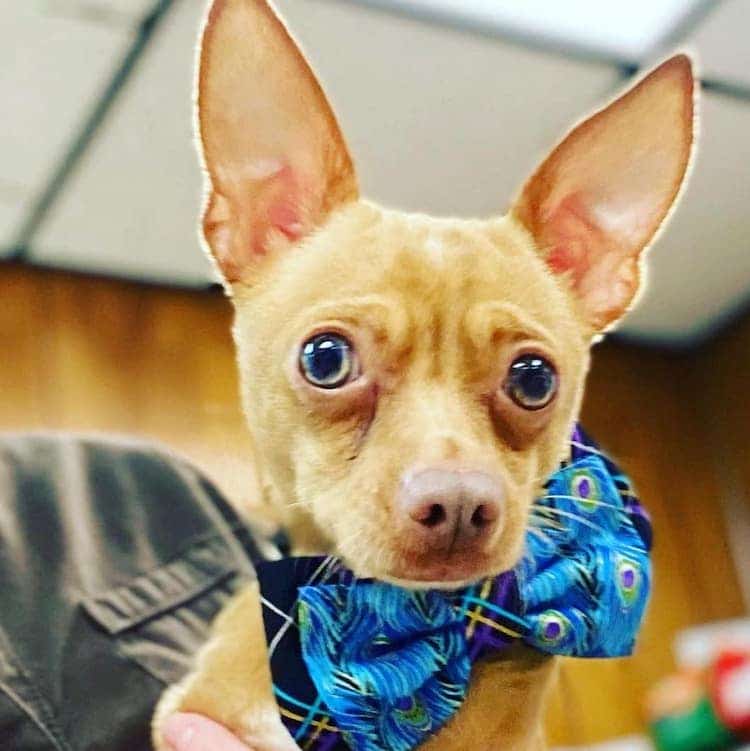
left=355, top=0, right=706, bottom=61
left=33, top=0, right=619, bottom=283
left=0, top=4, right=131, bottom=250
left=689, top=0, right=750, bottom=89
left=42, top=0, right=158, bottom=25
left=33, top=0, right=213, bottom=284
left=617, top=90, right=750, bottom=342
left=86, top=0, right=158, bottom=18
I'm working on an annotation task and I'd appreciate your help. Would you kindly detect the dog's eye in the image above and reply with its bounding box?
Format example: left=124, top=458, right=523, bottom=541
left=504, top=354, right=557, bottom=410
left=299, top=333, right=356, bottom=389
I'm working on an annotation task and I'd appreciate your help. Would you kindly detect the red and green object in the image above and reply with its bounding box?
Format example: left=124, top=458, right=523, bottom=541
left=650, top=695, right=737, bottom=751
left=711, top=650, right=750, bottom=739
left=647, top=670, right=738, bottom=751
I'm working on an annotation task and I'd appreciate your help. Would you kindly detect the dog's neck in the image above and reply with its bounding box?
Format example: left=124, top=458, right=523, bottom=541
left=423, top=647, right=555, bottom=751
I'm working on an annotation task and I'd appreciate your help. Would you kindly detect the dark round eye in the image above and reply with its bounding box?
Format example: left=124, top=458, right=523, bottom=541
left=299, top=333, right=356, bottom=389
left=504, top=354, right=557, bottom=410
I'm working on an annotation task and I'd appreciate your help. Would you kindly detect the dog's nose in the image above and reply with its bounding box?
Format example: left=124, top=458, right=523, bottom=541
left=398, top=468, right=504, bottom=550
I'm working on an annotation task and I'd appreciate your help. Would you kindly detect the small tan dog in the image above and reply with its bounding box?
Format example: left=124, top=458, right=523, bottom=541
left=153, top=1, right=696, bottom=748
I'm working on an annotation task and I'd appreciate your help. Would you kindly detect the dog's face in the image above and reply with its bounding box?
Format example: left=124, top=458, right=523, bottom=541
left=232, top=208, right=591, bottom=584
left=197, top=1, right=694, bottom=586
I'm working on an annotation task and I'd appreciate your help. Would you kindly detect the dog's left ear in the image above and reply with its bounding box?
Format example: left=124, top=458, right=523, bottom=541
left=512, top=54, right=695, bottom=331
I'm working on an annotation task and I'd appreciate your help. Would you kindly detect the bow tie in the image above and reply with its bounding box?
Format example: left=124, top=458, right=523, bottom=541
left=256, top=425, right=652, bottom=751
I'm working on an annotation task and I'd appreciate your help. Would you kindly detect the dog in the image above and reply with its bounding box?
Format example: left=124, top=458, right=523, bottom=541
left=152, top=1, right=696, bottom=748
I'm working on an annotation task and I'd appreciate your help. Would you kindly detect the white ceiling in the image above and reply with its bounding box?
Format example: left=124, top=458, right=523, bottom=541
left=621, top=89, right=750, bottom=339
left=358, top=0, right=707, bottom=60
left=0, top=4, right=131, bottom=244
left=39, top=0, right=156, bottom=25
left=2, top=0, right=749, bottom=344
left=691, top=0, right=750, bottom=88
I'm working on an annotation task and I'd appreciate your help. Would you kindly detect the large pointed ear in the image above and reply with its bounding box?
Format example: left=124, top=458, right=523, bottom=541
left=197, top=0, right=358, bottom=284
left=511, top=54, right=696, bottom=331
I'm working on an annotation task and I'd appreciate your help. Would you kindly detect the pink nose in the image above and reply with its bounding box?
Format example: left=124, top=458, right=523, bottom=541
left=398, top=468, right=504, bottom=551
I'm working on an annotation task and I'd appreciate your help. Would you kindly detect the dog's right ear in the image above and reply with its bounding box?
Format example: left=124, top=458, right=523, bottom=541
left=197, top=0, right=358, bottom=285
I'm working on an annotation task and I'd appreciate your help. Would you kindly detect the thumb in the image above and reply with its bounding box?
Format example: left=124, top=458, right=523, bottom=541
left=162, top=712, right=253, bottom=751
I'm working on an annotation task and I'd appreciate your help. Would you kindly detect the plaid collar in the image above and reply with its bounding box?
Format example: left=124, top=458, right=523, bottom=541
left=256, top=425, right=652, bottom=751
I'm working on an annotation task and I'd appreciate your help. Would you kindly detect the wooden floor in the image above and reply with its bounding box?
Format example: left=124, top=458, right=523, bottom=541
left=1, top=262, right=747, bottom=747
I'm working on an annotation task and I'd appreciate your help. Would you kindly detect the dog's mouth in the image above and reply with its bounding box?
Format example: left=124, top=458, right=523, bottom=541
left=331, top=540, right=502, bottom=590
left=331, top=510, right=523, bottom=589
left=363, top=548, right=504, bottom=591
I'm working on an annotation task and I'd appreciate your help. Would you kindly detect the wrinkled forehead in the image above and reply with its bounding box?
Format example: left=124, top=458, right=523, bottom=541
left=251, top=209, right=586, bottom=358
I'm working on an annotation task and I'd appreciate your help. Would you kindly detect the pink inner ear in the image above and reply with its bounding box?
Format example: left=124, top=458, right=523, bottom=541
left=541, top=192, right=640, bottom=324
left=544, top=193, right=606, bottom=286
left=267, top=198, right=305, bottom=243
left=245, top=162, right=310, bottom=258
left=205, top=161, right=314, bottom=282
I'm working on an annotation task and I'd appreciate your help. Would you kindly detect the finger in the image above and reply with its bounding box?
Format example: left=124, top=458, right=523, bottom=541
left=162, top=712, right=253, bottom=751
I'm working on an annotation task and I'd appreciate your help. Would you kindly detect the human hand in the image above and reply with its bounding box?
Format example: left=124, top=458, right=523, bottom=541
left=162, top=712, right=255, bottom=751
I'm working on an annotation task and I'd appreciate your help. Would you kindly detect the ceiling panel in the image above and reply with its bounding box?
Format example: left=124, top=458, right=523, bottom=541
left=689, top=0, right=750, bottom=89
left=354, top=0, right=706, bottom=61
left=84, top=0, right=158, bottom=17
left=0, top=4, right=131, bottom=250
left=32, top=0, right=212, bottom=285
left=43, top=0, right=158, bottom=25
left=32, top=0, right=619, bottom=282
left=617, top=90, right=750, bottom=342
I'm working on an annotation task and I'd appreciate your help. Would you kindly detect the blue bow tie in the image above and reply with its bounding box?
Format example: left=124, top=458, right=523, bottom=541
left=256, top=425, right=652, bottom=751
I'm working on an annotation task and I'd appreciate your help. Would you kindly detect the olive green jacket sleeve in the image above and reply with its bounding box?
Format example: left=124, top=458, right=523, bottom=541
left=0, top=433, right=272, bottom=751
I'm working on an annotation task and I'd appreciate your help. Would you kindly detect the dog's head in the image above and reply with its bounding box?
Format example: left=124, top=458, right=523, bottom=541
left=196, top=1, right=695, bottom=587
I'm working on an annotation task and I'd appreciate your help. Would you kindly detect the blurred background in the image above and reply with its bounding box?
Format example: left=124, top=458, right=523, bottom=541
left=2, top=1, right=750, bottom=748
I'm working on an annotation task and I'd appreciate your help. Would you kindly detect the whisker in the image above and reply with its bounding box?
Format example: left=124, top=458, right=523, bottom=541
left=528, top=512, right=567, bottom=531
left=539, top=494, right=626, bottom=512
left=531, top=505, right=607, bottom=533
left=530, top=507, right=645, bottom=553
left=309, top=554, right=340, bottom=586
left=526, top=526, right=554, bottom=545
left=284, top=499, right=314, bottom=510
left=569, top=440, right=609, bottom=457
left=528, top=473, right=552, bottom=490
left=336, top=528, right=365, bottom=557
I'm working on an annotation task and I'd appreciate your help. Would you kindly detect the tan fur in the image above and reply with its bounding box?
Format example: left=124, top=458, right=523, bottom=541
left=153, top=2, right=696, bottom=748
